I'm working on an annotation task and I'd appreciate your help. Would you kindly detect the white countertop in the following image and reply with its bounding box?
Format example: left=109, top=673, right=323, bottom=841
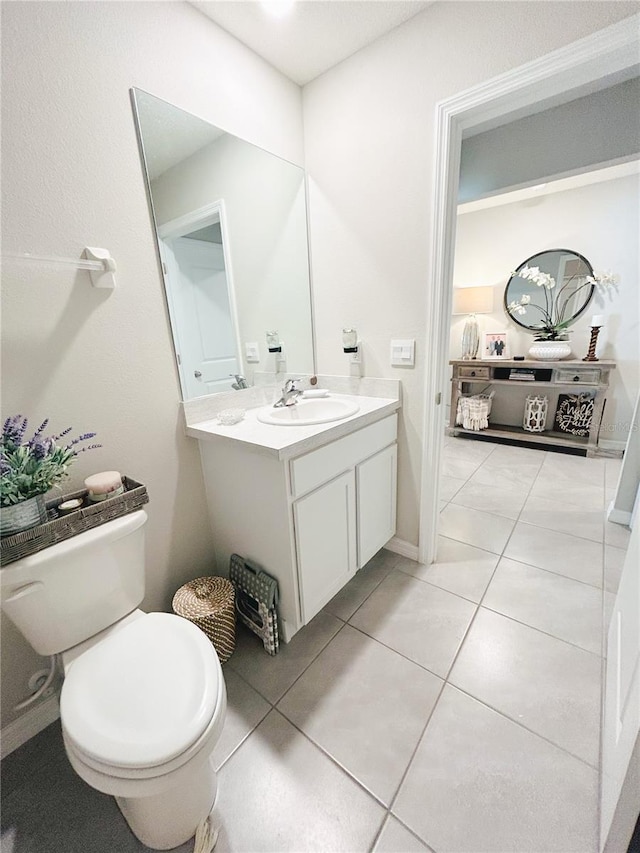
left=186, top=393, right=400, bottom=460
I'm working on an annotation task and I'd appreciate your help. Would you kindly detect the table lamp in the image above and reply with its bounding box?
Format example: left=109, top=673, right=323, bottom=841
left=452, top=286, right=494, bottom=360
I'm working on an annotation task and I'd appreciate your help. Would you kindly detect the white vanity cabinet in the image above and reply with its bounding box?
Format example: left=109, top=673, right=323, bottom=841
left=196, top=410, right=398, bottom=642
left=290, top=415, right=398, bottom=623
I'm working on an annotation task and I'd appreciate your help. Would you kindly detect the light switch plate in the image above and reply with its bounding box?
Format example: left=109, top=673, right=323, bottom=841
left=245, top=342, right=260, bottom=363
left=390, top=339, right=415, bottom=367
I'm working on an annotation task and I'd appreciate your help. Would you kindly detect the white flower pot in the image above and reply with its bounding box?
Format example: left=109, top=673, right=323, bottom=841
left=528, top=340, right=573, bottom=361
left=0, top=494, right=47, bottom=537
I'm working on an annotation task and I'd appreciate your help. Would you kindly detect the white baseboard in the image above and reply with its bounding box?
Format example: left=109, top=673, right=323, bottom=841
left=385, top=536, right=419, bottom=562
left=1, top=693, right=60, bottom=759
left=607, top=501, right=632, bottom=527
left=599, top=438, right=627, bottom=454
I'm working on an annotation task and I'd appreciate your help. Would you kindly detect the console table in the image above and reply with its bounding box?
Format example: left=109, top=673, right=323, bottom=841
left=448, top=359, right=616, bottom=456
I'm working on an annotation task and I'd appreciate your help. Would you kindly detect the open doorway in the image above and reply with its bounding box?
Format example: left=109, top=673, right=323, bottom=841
left=419, top=16, right=639, bottom=853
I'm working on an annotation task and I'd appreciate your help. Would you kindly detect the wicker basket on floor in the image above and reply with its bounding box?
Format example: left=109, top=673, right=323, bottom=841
left=172, top=576, right=236, bottom=663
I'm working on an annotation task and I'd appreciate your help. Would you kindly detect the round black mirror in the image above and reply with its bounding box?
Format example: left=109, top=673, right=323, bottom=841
left=504, top=249, right=595, bottom=339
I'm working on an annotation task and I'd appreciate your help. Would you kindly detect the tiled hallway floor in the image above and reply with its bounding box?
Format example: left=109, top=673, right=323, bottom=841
left=1, top=438, right=630, bottom=852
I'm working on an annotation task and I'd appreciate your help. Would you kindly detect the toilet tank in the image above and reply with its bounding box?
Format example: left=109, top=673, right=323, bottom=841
left=0, top=510, right=147, bottom=656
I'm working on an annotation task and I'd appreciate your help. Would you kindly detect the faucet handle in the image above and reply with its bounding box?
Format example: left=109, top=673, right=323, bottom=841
left=284, top=378, right=302, bottom=391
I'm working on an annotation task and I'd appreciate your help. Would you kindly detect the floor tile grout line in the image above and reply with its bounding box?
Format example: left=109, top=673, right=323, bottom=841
left=226, top=617, right=345, bottom=709
left=443, top=681, right=601, bottom=773
left=373, top=812, right=438, bottom=853
left=492, top=551, right=606, bottom=593
left=214, top=703, right=271, bottom=774
left=515, top=516, right=605, bottom=546
left=223, top=554, right=426, bottom=778
left=344, top=620, right=447, bottom=684
left=220, top=701, right=398, bottom=846
left=267, top=706, right=391, bottom=811
left=441, top=447, right=546, bottom=555
left=380, top=460, right=510, bottom=838
left=392, top=563, right=491, bottom=606
left=476, top=601, right=604, bottom=659
left=454, top=449, right=606, bottom=656
left=384, top=678, right=448, bottom=842
left=325, top=553, right=404, bottom=625
left=271, top=619, right=349, bottom=706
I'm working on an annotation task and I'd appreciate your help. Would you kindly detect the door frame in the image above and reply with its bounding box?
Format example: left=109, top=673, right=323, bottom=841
left=419, top=14, right=639, bottom=567
left=418, top=14, right=639, bottom=851
left=157, top=200, right=243, bottom=397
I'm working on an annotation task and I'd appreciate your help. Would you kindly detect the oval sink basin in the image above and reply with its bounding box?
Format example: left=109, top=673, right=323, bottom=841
left=257, top=397, right=360, bottom=426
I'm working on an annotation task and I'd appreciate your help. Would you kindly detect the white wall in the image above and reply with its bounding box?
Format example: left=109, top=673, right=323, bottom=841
left=451, top=173, right=640, bottom=443
left=303, top=0, right=639, bottom=547
left=0, top=1, right=303, bottom=728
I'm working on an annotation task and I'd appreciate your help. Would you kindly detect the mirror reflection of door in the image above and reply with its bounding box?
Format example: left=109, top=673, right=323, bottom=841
left=159, top=205, right=241, bottom=399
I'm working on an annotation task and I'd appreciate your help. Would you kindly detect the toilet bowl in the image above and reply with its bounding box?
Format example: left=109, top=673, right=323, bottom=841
left=0, top=510, right=227, bottom=850
left=60, top=611, right=226, bottom=850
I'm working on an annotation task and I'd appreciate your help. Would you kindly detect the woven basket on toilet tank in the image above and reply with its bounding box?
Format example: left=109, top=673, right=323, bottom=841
left=172, top=576, right=236, bottom=663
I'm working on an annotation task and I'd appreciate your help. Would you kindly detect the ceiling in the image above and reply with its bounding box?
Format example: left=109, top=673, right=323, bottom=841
left=190, top=0, right=433, bottom=85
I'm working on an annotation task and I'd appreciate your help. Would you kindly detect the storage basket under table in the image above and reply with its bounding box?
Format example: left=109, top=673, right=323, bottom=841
left=172, top=576, right=236, bottom=663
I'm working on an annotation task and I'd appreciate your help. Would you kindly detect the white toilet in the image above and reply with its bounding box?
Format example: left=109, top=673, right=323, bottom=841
left=0, top=510, right=227, bottom=851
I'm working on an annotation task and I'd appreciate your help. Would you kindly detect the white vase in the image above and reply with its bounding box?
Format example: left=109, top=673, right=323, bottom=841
left=0, top=494, right=47, bottom=537
left=528, top=340, right=573, bottom=361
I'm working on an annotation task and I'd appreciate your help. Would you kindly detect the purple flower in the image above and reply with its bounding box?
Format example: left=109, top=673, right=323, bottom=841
left=65, top=432, right=97, bottom=450
left=2, top=415, right=28, bottom=448
left=28, top=437, right=53, bottom=460
left=52, top=426, right=73, bottom=441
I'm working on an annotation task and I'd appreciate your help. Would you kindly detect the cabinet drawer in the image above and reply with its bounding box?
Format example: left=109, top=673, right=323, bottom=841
left=290, top=414, right=397, bottom=499
left=555, top=368, right=602, bottom=385
left=457, top=366, right=490, bottom=380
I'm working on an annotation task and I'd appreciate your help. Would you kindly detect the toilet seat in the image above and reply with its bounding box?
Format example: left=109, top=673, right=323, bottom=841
left=61, top=612, right=221, bottom=771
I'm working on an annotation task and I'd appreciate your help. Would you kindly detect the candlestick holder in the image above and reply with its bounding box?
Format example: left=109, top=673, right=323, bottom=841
left=583, top=325, right=602, bottom=362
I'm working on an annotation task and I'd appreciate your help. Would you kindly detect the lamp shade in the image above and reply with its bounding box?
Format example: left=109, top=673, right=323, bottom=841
left=452, top=286, right=493, bottom=315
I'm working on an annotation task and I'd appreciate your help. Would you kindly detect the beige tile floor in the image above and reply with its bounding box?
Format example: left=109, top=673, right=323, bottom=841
left=214, top=437, right=626, bottom=853
left=1, top=437, right=629, bottom=853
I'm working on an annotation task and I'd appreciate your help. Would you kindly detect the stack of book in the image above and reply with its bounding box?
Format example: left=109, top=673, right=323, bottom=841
left=508, top=368, right=536, bottom=381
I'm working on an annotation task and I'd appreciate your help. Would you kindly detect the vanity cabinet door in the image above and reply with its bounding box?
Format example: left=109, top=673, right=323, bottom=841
left=357, top=444, right=397, bottom=567
left=294, top=469, right=357, bottom=623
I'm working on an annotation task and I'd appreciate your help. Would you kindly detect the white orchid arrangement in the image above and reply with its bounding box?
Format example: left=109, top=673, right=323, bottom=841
left=507, top=265, right=618, bottom=340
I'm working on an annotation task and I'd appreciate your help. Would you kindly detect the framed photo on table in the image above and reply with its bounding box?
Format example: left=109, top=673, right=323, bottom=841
left=483, top=332, right=509, bottom=359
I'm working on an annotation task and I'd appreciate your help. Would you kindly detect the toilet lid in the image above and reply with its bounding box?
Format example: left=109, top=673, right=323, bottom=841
left=61, top=612, right=220, bottom=769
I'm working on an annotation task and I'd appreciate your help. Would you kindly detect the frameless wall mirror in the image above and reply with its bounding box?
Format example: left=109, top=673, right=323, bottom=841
left=131, top=88, right=315, bottom=400
left=505, top=249, right=595, bottom=339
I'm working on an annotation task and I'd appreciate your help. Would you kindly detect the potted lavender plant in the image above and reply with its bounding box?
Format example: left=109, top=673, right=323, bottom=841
left=0, top=416, right=100, bottom=536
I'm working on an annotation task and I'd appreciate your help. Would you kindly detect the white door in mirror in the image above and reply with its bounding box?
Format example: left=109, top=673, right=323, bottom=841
left=257, top=398, right=359, bottom=426
left=165, top=237, right=239, bottom=399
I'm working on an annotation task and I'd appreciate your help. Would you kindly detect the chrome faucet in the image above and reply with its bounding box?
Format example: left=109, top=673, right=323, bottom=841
left=230, top=374, right=249, bottom=390
left=273, top=378, right=303, bottom=408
